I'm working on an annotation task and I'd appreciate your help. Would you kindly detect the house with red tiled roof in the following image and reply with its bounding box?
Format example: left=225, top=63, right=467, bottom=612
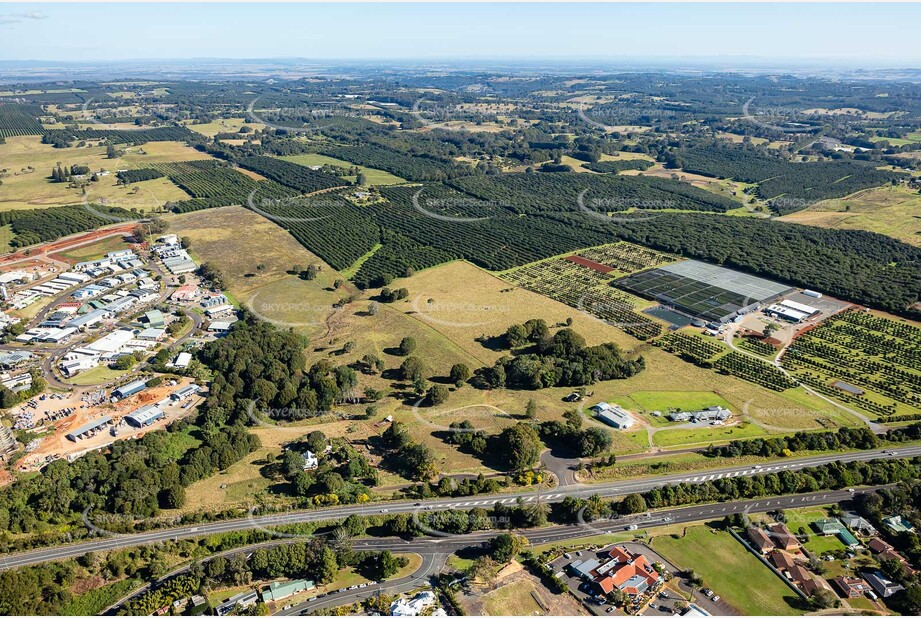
left=787, top=564, right=822, bottom=595
left=769, top=523, right=800, bottom=551
left=769, top=549, right=796, bottom=572
left=748, top=527, right=774, bottom=553
left=868, top=537, right=894, bottom=554
left=832, top=576, right=872, bottom=598
left=879, top=549, right=917, bottom=577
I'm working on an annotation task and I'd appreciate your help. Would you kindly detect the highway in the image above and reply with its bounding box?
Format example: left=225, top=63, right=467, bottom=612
left=279, top=487, right=875, bottom=615
left=2, top=445, right=918, bottom=571
left=106, top=486, right=875, bottom=616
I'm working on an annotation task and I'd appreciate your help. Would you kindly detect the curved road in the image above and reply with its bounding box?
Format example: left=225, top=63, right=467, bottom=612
left=2, top=445, right=918, bottom=571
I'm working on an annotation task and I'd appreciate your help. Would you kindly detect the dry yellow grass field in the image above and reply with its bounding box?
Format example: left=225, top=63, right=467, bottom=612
left=780, top=184, right=921, bottom=246
left=184, top=117, right=265, bottom=137
left=0, top=136, right=192, bottom=211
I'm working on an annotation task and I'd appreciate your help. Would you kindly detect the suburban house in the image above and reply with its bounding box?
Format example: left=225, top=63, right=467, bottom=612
left=787, top=564, right=820, bottom=595
left=812, top=519, right=842, bottom=535
left=883, top=515, right=915, bottom=534
left=862, top=570, right=905, bottom=598
left=841, top=513, right=877, bottom=536
left=390, top=591, right=437, bottom=617
left=769, top=523, right=800, bottom=551
left=868, top=538, right=916, bottom=576
left=832, top=576, right=872, bottom=598
left=769, top=549, right=796, bottom=573
left=748, top=527, right=775, bottom=553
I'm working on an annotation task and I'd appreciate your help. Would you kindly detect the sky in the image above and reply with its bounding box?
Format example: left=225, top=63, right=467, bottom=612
left=1, top=3, right=919, bottom=66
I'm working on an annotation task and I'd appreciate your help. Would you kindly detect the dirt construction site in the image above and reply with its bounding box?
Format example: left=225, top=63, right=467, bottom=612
left=13, top=377, right=204, bottom=472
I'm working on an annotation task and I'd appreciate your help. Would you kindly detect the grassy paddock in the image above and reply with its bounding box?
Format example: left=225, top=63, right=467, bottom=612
left=280, top=153, right=406, bottom=185
left=651, top=525, right=805, bottom=615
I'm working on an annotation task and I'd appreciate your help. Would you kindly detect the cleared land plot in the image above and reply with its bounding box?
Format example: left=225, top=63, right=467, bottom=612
left=399, top=260, right=640, bottom=363
left=117, top=141, right=214, bottom=165
left=482, top=579, right=545, bottom=615
left=54, top=234, right=135, bottom=262
left=0, top=224, right=14, bottom=253
left=166, top=204, right=336, bottom=307
left=652, top=526, right=805, bottom=615
left=183, top=117, right=265, bottom=138
left=780, top=184, right=921, bottom=247
left=0, top=136, right=191, bottom=211
left=279, top=153, right=406, bottom=185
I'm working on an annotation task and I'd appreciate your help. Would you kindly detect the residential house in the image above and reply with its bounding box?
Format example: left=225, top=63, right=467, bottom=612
left=301, top=450, right=319, bottom=470
left=812, top=519, right=843, bottom=536
left=788, top=564, right=820, bottom=595
left=862, top=570, right=905, bottom=598
left=769, top=523, right=800, bottom=551
left=769, top=549, right=796, bottom=573
left=841, top=513, right=877, bottom=536
left=390, top=591, right=437, bottom=617
left=748, top=527, right=775, bottom=554
left=832, top=576, right=872, bottom=598
left=868, top=538, right=894, bottom=554
left=883, top=515, right=915, bottom=534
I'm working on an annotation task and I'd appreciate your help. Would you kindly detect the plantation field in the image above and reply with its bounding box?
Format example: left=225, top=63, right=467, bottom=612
left=782, top=309, right=921, bottom=420
left=780, top=184, right=921, bottom=247
left=0, top=136, right=192, bottom=211
left=280, top=153, right=406, bottom=185
left=499, top=246, right=666, bottom=341
left=651, top=526, right=805, bottom=615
